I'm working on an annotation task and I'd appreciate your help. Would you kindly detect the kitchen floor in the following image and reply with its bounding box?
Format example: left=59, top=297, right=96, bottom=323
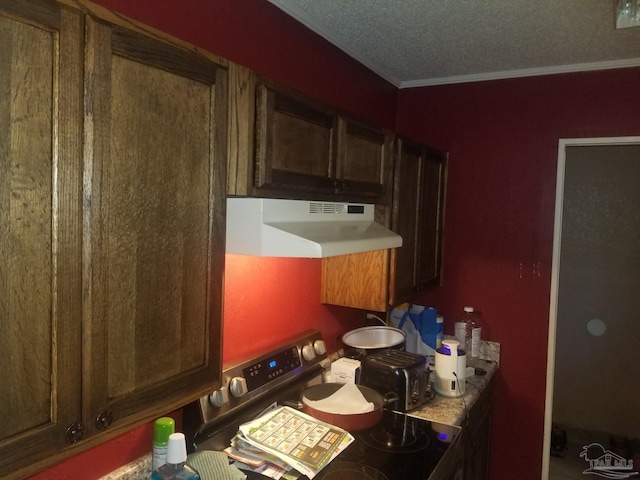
left=548, top=441, right=587, bottom=480
left=548, top=424, right=639, bottom=480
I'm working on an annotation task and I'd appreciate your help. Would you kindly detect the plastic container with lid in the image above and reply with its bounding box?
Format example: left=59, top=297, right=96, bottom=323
left=454, top=306, right=484, bottom=358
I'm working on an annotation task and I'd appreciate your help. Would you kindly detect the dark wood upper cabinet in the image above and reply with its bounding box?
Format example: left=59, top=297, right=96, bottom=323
left=84, top=14, right=226, bottom=432
left=390, top=137, right=447, bottom=305
left=0, top=2, right=84, bottom=475
left=0, top=2, right=227, bottom=477
left=416, top=148, right=448, bottom=288
left=337, top=116, right=395, bottom=204
left=228, top=68, right=393, bottom=204
left=389, top=140, right=423, bottom=303
left=254, top=81, right=338, bottom=197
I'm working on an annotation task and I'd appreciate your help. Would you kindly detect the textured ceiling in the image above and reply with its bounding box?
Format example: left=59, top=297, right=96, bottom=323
left=267, top=0, right=640, bottom=88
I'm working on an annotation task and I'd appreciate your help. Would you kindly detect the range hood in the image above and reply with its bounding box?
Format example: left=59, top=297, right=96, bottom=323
left=226, top=197, right=402, bottom=258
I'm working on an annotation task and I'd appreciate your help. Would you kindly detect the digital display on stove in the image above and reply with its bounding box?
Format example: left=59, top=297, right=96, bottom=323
left=242, top=347, right=301, bottom=391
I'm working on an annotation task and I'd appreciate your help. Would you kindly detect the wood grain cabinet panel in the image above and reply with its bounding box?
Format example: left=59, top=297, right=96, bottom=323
left=337, top=116, right=394, bottom=204
left=0, top=3, right=227, bottom=477
left=321, top=249, right=390, bottom=312
left=83, top=15, right=226, bottom=433
left=389, top=140, right=423, bottom=304
left=254, top=81, right=338, bottom=198
left=390, top=137, right=447, bottom=306
left=0, top=2, right=84, bottom=475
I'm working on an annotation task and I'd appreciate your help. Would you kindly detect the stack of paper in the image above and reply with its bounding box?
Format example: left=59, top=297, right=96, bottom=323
left=224, top=406, right=354, bottom=479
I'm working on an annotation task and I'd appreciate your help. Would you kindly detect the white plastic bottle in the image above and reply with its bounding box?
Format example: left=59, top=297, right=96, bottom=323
left=454, top=307, right=484, bottom=358
left=151, top=433, right=201, bottom=480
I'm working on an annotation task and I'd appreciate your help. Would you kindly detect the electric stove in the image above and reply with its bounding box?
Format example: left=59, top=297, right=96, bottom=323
left=183, top=330, right=461, bottom=480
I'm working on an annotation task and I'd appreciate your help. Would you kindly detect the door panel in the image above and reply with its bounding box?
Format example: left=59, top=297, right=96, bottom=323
left=0, top=3, right=84, bottom=475
left=84, top=17, right=226, bottom=431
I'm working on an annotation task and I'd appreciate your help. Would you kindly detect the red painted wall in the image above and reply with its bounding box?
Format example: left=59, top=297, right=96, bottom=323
left=222, top=256, right=364, bottom=362
left=399, top=67, right=640, bottom=479
left=30, top=0, right=392, bottom=478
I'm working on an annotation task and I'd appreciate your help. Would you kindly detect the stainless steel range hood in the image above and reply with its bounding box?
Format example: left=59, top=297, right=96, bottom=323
left=226, top=197, right=402, bottom=258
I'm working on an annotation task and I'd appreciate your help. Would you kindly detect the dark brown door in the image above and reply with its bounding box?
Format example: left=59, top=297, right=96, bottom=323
left=83, top=16, right=226, bottom=435
left=0, top=2, right=84, bottom=476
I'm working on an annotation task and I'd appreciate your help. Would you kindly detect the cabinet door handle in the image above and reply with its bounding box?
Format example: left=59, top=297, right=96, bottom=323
left=95, top=410, right=114, bottom=431
left=65, top=422, right=85, bottom=444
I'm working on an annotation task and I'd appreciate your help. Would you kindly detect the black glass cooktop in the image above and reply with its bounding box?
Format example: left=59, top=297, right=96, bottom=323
left=243, top=410, right=460, bottom=480
left=314, top=410, right=459, bottom=480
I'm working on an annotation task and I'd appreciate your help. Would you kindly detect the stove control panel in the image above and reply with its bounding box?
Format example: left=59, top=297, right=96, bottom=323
left=199, top=329, right=327, bottom=423
left=242, top=345, right=301, bottom=391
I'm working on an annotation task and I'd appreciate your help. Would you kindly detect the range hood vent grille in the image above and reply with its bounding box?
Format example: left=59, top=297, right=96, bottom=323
left=308, top=202, right=348, bottom=215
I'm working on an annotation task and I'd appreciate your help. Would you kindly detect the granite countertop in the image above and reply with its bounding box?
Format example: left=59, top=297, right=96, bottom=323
left=410, top=356, right=498, bottom=426
left=100, top=454, right=150, bottom=480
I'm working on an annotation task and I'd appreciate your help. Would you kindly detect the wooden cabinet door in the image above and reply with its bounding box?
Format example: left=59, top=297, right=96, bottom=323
left=464, top=378, right=494, bottom=480
left=336, top=116, right=394, bottom=204
left=83, top=16, right=226, bottom=436
left=321, top=249, right=390, bottom=312
left=415, top=148, right=447, bottom=289
left=0, top=2, right=84, bottom=477
left=389, top=139, right=446, bottom=306
left=254, top=81, right=338, bottom=199
left=389, top=139, right=422, bottom=305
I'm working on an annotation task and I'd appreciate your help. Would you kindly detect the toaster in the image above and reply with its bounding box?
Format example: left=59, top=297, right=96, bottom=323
left=359, top=350, right=432, bottom=412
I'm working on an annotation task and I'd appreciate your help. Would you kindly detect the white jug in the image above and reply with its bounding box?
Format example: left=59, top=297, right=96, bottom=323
left=434, top=339, right=466, bottom=397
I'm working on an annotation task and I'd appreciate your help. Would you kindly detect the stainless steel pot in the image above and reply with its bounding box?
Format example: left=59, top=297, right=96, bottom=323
left=341, top=326, right=406, bottom=359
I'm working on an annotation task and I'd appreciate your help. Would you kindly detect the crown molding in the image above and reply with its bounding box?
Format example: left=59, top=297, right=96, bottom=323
left=400, top=58, right=640, bottom=88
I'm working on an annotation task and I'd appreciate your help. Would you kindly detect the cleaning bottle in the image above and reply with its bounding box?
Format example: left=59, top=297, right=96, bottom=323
left=454, top=306, right=484, bottom=358
left=152, top=417, right=175, bottom=470
left=151, top=432, right=201, bottom=480
left=435, top=315, right=444, bottom=349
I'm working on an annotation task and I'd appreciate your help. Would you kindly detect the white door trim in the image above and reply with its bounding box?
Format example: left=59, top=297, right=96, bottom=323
left=542, top=136, right=640, bottom=479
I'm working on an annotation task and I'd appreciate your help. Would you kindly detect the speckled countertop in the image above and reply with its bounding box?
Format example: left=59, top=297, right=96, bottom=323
left=411, top=355, right=498, bottom=426
left=100, top=454, right=150, bottom=480
left=408, top=339, right=499, bottom=426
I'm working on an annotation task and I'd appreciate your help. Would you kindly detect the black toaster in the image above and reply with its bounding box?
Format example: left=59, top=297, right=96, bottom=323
left=359, top=350, right=432, bottom=411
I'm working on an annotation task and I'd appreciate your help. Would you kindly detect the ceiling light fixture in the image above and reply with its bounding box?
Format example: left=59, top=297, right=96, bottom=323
left=617, top=0, right=640, bottom=28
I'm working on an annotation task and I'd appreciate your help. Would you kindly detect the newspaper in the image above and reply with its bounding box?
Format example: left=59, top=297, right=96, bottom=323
left=235, top=406, right=354, bottom=479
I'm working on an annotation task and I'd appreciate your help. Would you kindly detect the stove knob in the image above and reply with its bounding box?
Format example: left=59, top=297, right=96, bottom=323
left=209, top=386, right=229, bottom=407
left=229, top=377, right=248, bottom=398
left=301, top=344, right=316, bottom=362
left=313, top=340, right=327, bottom=356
